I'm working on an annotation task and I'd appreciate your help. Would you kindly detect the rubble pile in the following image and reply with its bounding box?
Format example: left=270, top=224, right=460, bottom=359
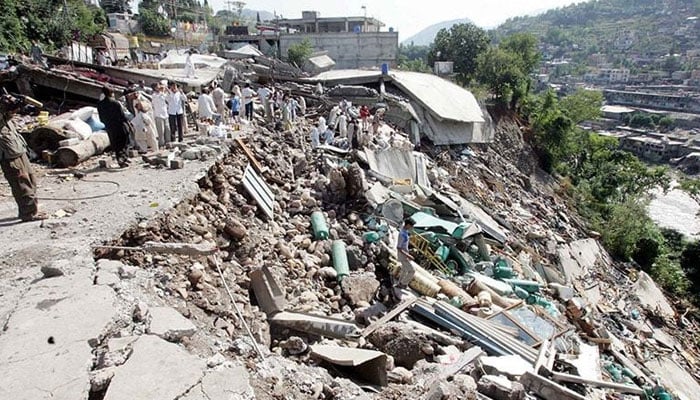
left=90, top=101, right=700, bottom=399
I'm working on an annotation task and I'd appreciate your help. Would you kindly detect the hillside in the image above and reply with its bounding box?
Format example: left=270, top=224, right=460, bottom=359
left=241, top=8, right=275, bottom=22
left=493, top=0, right=700, bottom=68
left=402, top=18, right=474, bottom=46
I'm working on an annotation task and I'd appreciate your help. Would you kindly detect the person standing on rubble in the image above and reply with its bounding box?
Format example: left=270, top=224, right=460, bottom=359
left=197, top=87, right=218, bottom=123
left=132, top=100, right=159, bottom=153
left=359, top=105, right=370, bottom=132
left=0, top=95, right=47, bottom=222
left=167, top=81, right=187, bottom=142
left=184, top=52, right=196, bottom=79
left=151, top=82, right=170, bottom=147
left=211, top=82, right=227, bottom=123
left=256, top=85, right=272, bottom=121
left=241, top=83, right=256, bottom=121
left=395, top=218, right=416, bottom=296
left=97, top=86, right=131, bottom=168
left=228, top=91, right=242, bottom=128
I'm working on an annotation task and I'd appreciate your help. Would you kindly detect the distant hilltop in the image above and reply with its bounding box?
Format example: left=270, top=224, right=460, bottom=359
left=402, top=18, right=474, bottom=46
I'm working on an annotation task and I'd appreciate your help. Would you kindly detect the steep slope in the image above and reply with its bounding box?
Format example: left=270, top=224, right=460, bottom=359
left=402, top=18, right=474, bottom=46
left=493, top=0, right=700, bottom=63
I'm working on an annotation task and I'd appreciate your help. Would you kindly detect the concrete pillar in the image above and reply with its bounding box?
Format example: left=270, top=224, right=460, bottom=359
left=315, top=21, right=319, bottom=33
left=345, top=19, right=349, bottom=32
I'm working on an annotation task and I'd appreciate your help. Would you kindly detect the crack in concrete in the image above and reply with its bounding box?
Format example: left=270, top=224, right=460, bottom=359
left=172, top=372, right=206, bottom=400
left=0, top=286, right=31, bottom=335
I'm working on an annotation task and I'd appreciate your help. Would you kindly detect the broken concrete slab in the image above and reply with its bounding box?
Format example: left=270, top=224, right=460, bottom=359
left=148, top=306, right=197, bottom=342
left=645, top=357, right=700, bottom=400
left=181, top=365, right=254, bottom=400
left=520, top=371, right=586, bottom=400
left=634, top=272, right=675, bottom=318
left=0, top=269, right=117, bottom=400
left=477, top=374, right=525, bottom=400
left=104, top=335, right=206, bottom=400
left=479, top=355, right=533, bottom=378
left=311, top=344, right=388, bottom=386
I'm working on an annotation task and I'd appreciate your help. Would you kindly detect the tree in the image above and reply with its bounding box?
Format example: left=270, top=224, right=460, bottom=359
left=139, top=9, right=170, bottom=36
left=287, top=39, right=313, bottom=67
left=476, top=47, right=525, bottom=103
left=559, top=89, right=603, bottom=123
left=500, top=33, right=540, bottom=76
left=100, top=0, right=130, bottom=14
left=428, top=23, right=488, bottom=85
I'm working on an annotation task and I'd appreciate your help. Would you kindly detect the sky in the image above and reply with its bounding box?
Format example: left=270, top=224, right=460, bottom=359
left=208, top=0, right=587, bottom=40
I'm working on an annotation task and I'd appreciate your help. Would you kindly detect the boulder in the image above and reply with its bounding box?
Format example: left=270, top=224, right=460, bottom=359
left=341, top=274, right=380, bottom=306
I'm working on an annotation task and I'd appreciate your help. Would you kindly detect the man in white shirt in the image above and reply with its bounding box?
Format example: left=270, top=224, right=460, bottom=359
left=150, top=82, right=170, bottom=146
left=167, top=81, right=187, bottom=142
left=132, top=100, right=159, bottom=153
left=241, top=83, right=256, bottom=121
left=197, top=87, right=218, bottom=122
left=257, top=86, right=272, bottom=120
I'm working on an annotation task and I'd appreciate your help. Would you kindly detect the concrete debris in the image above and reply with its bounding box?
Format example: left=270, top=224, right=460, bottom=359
left=2, top=52, right=694, bottom=400
left=341, top=273, right=380, bottom=306
left=104, top=335, right=206, bottom=400
left=147, top=306, right=197, bottom=342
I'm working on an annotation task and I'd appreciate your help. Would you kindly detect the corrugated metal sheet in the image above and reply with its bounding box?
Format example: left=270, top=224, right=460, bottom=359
left=242, top=163, right=275, bottom=220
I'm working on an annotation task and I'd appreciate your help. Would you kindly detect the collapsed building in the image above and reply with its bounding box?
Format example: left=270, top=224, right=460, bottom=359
left=0, top=52, right=699, bottom=400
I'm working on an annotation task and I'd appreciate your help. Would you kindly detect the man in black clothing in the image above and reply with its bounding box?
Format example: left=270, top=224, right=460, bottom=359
left=97, top=86, right=131, bottom=168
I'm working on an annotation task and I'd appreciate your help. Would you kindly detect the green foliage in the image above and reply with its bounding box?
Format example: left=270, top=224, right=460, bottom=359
left=476, top=47, right=525, bottom=104
left=398, top=43, right=431, bottom=72
left=475, top=33, right=540, bottom=109
left=650, top=254, right=689, bottom=296
left=428, top=23, right=489, bottom=85
left=493, top=0, right=698, bottom=78
left=139, top=9, right=170, bottom=37
left=399, top=59, right=432, bottom=73
left=99, top=0, right=130, bottom=14
left=0, top=0, right=106, bottom=53
left=287, top=39, right=313, bottom=67
left=680, top=177, right=700, bottom=195
left=558, top=89, right=603, bottom=123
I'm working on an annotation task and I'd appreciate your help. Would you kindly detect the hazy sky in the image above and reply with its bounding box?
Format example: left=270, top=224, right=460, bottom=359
left=209, top=0, right=587, bottom=40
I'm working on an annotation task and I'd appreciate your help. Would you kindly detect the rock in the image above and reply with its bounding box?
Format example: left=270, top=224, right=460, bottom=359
left=425, top=381, right=459, bottom=400
left=133, top=302, right=149, bottom=322
left=90, top=367, right=116, bottom=392
left=453, top=374, right=478, bottom=394
left=281, top=336, right=308, bottom=355
left=368, top=322, right=431, bottom=368
left=224, top=218, right=247, bottom=240
left=0, top=270, right=117, bottom=400
left=477, top=375, right=525, bottom=400
left=40, top=265, right=65, bottom=278
left=147, top=307, right=197, bottom=342
left=317, top=266, right=338, bottom=280
left=341, top=274, right=380, bottom=306
left=206, top=353, right=227, bottom=368
left=388, top=367, right=413, bottom=384
left=104, top=335, right=206, bottom=400
left=118, top=264, right=138, bottom=279
left=346, top=246, right=365, bottom=270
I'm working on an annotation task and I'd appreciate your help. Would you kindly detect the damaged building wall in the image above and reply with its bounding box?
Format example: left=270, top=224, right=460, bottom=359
left=279, top=32, right=398, bottom=69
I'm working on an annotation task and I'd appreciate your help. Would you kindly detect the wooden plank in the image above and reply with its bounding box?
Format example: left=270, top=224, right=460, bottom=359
left=242, top=163, right=275, bottom=220
left=361, top=297, right=418, bottom=338
left=235, top=137, right=264, bottom=173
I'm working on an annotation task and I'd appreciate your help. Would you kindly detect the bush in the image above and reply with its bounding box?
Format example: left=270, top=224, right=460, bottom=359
left=139, top=9, right=170, bottom=37
left=287, top=39, right=313, bottom=67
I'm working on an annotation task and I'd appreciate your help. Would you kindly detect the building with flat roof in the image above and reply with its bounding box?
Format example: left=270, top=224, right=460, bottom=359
left=276, top=10, right=385, bottom=33
left=220, top=11, right=398, bottom=70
